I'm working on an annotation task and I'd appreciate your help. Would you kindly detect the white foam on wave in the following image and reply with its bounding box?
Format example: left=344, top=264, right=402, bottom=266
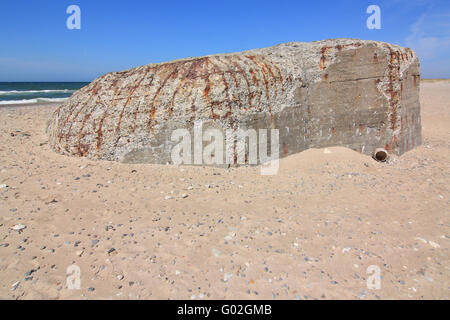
left=0, top=97, right=69, bottom=105
left=0, top=89, right=75, bottom=95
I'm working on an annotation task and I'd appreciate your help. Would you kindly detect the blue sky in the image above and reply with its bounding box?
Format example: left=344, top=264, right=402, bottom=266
left=0, top=0, right=449, bottom=81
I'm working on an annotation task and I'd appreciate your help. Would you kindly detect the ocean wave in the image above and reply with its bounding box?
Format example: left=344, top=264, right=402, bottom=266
left=0, top=89, right=76, bottom=95
left=0, top=97, right=69, bottom=105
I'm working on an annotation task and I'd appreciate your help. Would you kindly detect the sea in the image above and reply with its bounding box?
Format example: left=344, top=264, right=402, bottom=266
left=0, top=82, right=90, bottom=105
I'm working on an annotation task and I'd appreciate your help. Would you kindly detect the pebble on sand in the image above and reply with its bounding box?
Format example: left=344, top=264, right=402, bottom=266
left=11, top=224, right=26, bottom=233
left=11, top=281, right=20, bottom=291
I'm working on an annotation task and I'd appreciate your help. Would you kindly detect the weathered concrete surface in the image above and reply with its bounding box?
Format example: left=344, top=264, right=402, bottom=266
left=48, top=39, right=421, bottom=165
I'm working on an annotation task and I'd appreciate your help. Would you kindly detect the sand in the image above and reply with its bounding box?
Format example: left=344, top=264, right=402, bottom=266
left=0, top=81, right=448, bottom=300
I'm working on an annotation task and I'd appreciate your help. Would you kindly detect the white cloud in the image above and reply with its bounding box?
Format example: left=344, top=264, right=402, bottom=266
left=405, top=12, right=450, bottom=60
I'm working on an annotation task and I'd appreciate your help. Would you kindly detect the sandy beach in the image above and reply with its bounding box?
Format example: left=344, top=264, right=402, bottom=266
left=0, top=80, right=448, bottom=300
